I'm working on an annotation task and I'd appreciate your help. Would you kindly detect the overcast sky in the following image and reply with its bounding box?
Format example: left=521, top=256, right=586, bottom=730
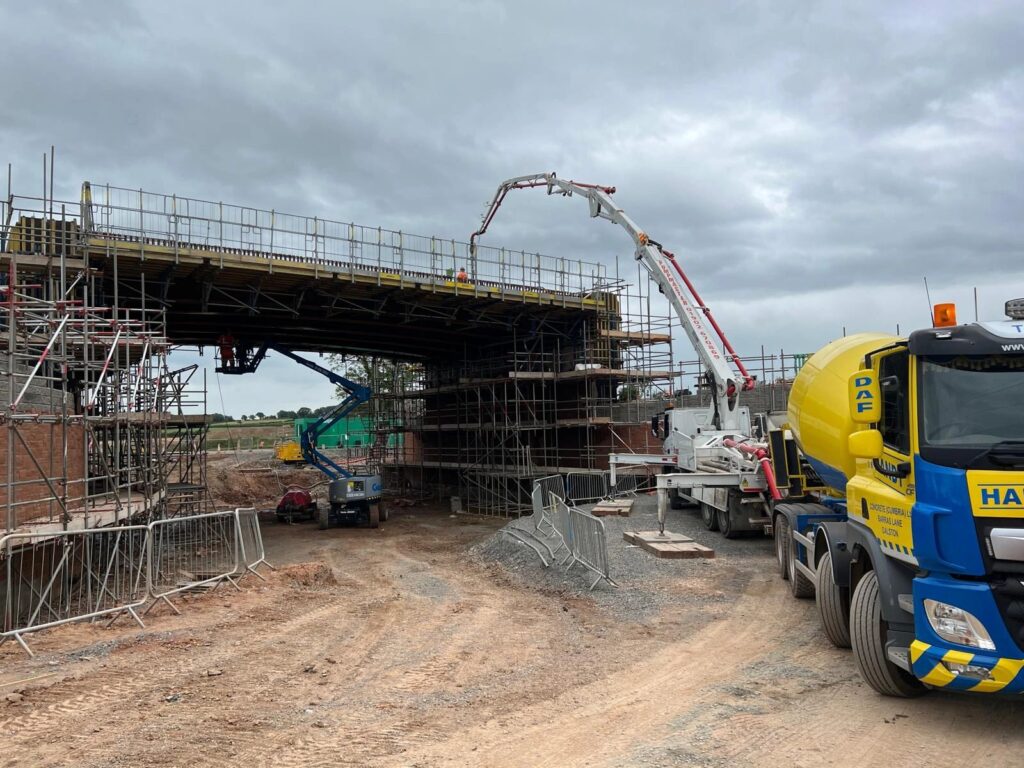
left=2, top=0, right=1022, bottom=415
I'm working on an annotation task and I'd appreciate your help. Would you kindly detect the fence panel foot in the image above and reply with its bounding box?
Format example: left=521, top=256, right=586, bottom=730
left=13, top=633, right=34, bottom=658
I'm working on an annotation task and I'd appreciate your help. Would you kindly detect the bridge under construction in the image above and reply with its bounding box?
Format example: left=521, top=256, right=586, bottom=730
left=1, top=173, right=675, bottom=533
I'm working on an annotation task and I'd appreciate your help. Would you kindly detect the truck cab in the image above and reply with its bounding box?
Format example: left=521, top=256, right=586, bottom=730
left=780, top=300, right=1024, bottom=696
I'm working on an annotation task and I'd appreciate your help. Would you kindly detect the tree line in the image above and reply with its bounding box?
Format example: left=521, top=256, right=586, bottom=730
left=209, top=405, right=339, bottom=424
left=209, top=356, right=421, bottom=425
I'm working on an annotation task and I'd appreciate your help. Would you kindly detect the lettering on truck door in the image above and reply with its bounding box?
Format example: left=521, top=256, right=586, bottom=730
left=857, top=349, right=917, bottom=562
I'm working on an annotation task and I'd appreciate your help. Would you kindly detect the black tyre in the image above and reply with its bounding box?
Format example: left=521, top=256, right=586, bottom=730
left=816, top=552, right=851, bottom=648
left=787, top=525, right=815, bottom=599
left=701, top=503, right=719, bottom=531
left=669, top=489, right=686, bottom=510
left=774, top=514, right=789, bottom=580
left=368, top=503, right=380, bottom=529
left=318, top=505, right=330, bottom=530
left=380, top=504, right=389, bottom=523
left=717, top=505, right=738, bottom=538
left=850, top=571, right=925, bottom=698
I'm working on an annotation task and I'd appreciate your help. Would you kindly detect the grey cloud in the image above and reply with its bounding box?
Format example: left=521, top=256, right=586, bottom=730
left=2, top=0, right=1022, bottom=414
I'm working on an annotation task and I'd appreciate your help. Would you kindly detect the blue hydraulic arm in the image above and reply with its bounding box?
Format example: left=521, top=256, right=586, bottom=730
left=251, top=344, right=372, bottom=480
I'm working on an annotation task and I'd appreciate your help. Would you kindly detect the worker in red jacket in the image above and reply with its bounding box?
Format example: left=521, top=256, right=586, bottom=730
left=218, top=332, right=235, bottom=369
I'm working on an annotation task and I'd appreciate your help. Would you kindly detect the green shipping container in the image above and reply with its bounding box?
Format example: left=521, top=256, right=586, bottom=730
left=293, top=416, right=401, bottom=448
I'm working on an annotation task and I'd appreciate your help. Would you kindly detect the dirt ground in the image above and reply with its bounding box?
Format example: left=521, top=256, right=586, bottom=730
left=2, top=497, right=1024, bottom=767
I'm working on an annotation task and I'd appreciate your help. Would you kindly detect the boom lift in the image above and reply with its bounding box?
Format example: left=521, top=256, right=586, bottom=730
left=217, top=344, right=385, bottom=528
left=471, top=173, right=780, bottom=536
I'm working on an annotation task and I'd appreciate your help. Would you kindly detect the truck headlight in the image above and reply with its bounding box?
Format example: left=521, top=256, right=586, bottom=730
left=923, top=599, right=996, bottom=650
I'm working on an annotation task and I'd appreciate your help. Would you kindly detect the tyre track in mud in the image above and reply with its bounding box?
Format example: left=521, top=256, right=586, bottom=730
left=6, top=508, right=1024, bottom=768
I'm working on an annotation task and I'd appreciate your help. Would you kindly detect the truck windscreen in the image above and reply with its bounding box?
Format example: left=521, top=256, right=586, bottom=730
left=919, top=355, right=1024, bottom=468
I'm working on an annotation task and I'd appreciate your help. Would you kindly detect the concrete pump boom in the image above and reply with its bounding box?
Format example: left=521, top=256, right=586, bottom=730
left=469, top=172, right=754, bottom=431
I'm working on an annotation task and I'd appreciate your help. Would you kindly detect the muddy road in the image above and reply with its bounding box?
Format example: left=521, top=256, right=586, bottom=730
left=2, top=501, right=1023, bottom=767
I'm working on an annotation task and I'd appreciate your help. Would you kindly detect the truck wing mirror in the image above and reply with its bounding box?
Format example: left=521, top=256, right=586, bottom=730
left=849, top=429, right=883, bottom=459
left=848, top=370, right=880, bottom=424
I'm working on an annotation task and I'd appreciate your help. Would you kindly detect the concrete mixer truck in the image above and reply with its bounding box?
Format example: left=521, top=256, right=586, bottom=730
left=468, top=172, right=1024, bottom=697
left=773, top=299, right=1024, bottom=697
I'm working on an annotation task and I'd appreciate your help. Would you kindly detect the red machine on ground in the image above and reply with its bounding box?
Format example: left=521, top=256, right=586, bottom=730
left=275, top=485, right=317, bottom=523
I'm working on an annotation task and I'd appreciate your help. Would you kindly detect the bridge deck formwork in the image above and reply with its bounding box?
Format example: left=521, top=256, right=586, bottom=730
left=3, top=180, right=675, bottom=518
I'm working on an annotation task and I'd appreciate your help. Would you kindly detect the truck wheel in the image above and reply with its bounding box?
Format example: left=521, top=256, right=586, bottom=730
left=774, top=514, right=789, bottom=580
left=318, top=505, right=330, bottom=530
left=700, top=503, right=719, bottom=532
left=380, top=504, right=389, bottom=523
left=850, top=571, right=925, bottom=698
left=717, top=506, right=738, bottom=538
left=368, top=504, right=380, bottom=529
left=669, top=489, right=686, bottom=510
left=787, top=531, right=815, bottom=599
left=816, top=552, right=851, bottom=648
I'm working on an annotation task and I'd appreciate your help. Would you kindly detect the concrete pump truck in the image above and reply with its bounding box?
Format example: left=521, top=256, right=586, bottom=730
left=471, top=172, right=1024, bottom=697
left=471, top=173, right=779, bottom=539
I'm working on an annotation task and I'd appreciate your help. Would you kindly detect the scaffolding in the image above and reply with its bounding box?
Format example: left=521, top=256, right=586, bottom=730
left=0, top=178, right=209, bottom=537
left=675, top=347, right=810, bottom=415
left=369, top=257, right=679, bottom=517
left=2, top=164, right=679, bottom=526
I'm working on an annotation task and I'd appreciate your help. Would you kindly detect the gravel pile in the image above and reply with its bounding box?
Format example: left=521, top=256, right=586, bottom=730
left=473, top=495, right=775, bottom=622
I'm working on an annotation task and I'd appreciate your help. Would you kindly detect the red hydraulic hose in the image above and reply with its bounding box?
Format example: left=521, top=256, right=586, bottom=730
left=723, top=439, right=783, bottom=501
left=663, top=254, right=756, bottom=391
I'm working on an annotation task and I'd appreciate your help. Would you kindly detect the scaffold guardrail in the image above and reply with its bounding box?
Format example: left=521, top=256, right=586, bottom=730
left=85, top=184, right=609, bottom=297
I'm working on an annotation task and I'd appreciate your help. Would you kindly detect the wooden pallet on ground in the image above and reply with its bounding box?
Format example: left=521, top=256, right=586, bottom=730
left=590, top=499, right=634, bottom=517
left=623, top=530, right=715, bottom=559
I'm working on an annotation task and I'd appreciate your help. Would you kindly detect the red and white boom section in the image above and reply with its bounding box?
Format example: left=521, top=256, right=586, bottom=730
left=469, top=172, right=754, bottom=432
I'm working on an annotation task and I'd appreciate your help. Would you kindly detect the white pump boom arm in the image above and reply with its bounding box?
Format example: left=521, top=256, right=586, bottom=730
left=470, top=172, right=754, bottom=431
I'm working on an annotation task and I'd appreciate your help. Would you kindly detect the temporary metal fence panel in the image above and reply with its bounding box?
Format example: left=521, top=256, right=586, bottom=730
left=1, top=508, right=272, bottom=656
left=530, top=484, right=546, bottom=533
left=550, top=496, right=575, bottom=566
left=0, top=525, right=150, bottom=657
left=147, top=510, right=241, bottom=615
left=609, top=471, right=656, bottom=497
left=567, top=508, right=618, bottom=590
left=565, top=471, right=610, bottom=505
left=234, top=507, right=274, bottom=579
left=534, top=474, right=566, bottom=510
left=499, top=523, right=555, bottom=567
left=531, top=478, right=563, bottom=537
